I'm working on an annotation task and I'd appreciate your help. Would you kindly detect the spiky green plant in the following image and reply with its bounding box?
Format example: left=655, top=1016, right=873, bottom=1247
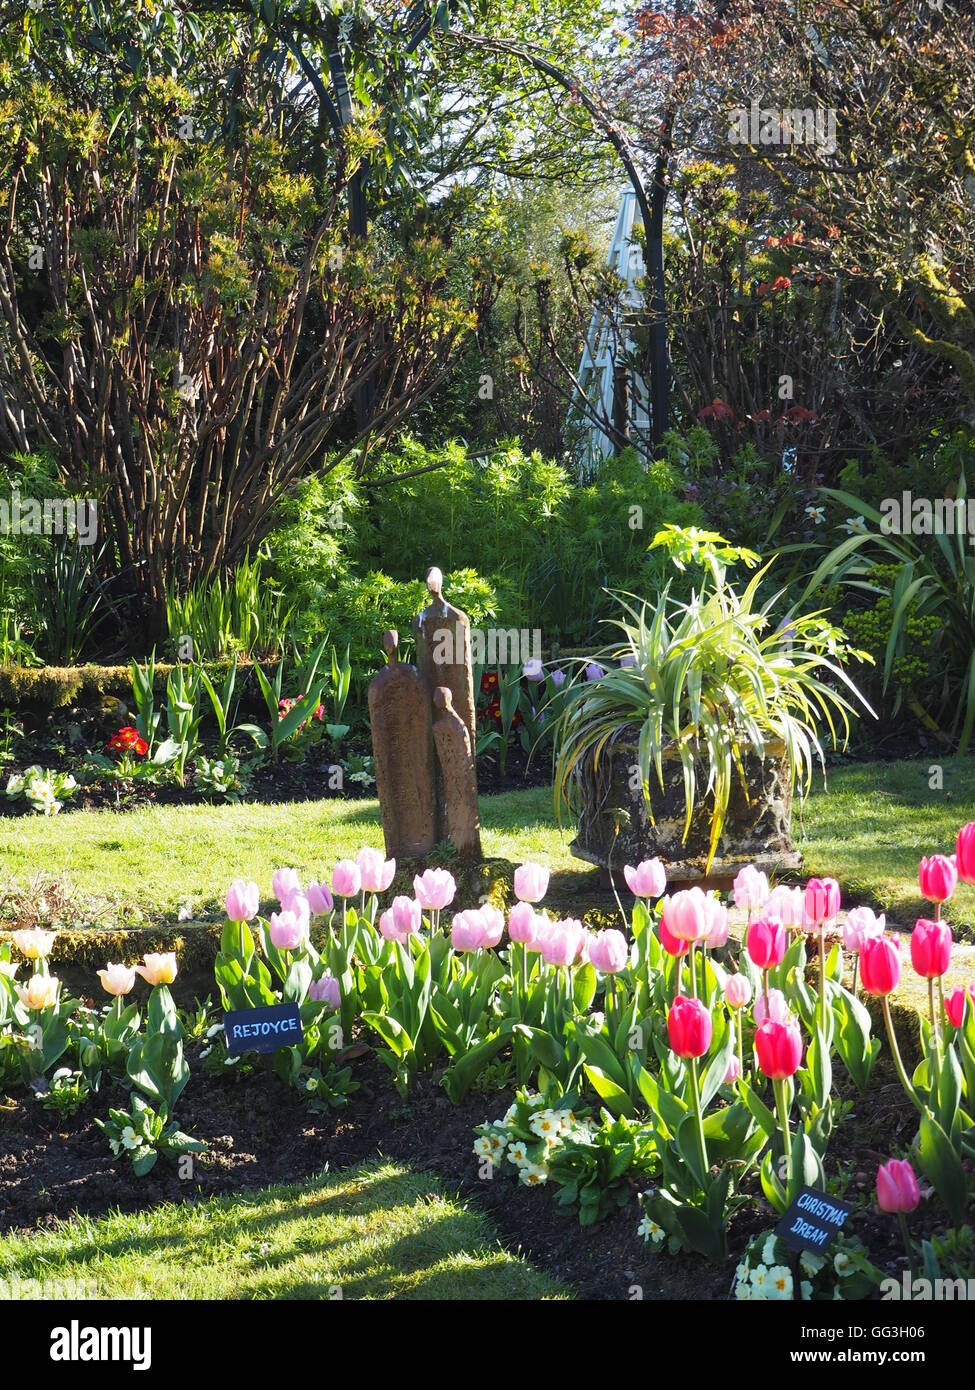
left=552, top=527, right=873, bottom=869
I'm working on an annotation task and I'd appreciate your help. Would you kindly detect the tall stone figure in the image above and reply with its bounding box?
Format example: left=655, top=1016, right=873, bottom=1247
left=413, top=567, right=477, bottom=758
left=432, top=686, right=482, bottom=860
left=368, top=629, right=438, bottom=859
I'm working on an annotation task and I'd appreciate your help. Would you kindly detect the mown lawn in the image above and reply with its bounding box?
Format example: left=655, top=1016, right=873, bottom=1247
left=0, top=1160, right=567, bottom=1301
left=2, top=757, right=974, bottom=929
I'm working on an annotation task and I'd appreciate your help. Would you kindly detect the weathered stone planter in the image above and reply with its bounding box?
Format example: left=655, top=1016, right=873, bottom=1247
left=570, top=728, right=801, bottom=889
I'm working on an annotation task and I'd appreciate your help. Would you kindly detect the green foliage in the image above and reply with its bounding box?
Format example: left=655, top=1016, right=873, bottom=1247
left=166, top=554, right=291, bottom=661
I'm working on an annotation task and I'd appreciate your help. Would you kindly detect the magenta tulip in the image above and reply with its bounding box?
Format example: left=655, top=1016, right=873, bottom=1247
left=746, top=915, right=787, bottom=970
left=754, top=1017, right=803, bottom=1080
left=667, top=995, right=713, bottom=1059
left=657, top=914, right=689, bottom=958
left=876, top=1159, right=920, bottom=1214
left=804, top=876, right=840, bottom=924
left=944, top=984, right=975, bottom=1029
left=859, top=935, right=901, bottom=996
left=910, top=918, right=952, bottom=979
left=918, top=854, right=957, bottom=904
left=956, top=822, right=975, bottom=885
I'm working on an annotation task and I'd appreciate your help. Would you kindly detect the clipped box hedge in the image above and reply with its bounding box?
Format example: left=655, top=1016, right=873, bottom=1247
left=0, top=657, right=280, bottom=712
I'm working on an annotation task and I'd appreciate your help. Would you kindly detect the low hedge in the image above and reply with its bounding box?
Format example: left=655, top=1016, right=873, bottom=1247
left=0, top=657, right=280, bottom=712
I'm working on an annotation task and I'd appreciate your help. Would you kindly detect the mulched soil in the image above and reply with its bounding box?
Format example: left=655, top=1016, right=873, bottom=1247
left=0, top=1037, right=957, bottom=1301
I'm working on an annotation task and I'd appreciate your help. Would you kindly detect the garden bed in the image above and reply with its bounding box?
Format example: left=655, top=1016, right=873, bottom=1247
left=0, top=1031, right=935, bottom=1301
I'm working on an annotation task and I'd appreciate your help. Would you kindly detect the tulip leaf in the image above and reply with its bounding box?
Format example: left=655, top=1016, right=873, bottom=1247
left=583, top=1064, right=637, bottom=1118
left=918, top=1110, right=967, bottom=1225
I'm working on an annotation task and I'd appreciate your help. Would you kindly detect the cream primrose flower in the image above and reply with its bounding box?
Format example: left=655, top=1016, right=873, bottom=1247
left=121, top=1126, right=140, bottom=1151
left=507, top=1140, right=530, bottom=1165
left=638, top=1215, right=665, bottom=1245
left=734, top=1281, right=753, bottom=1300
left=766, top=1265, right=794, bottom=1299
left=750, top=1264, right=770, bottom=1291
left=833, top=1250, right=853, bottom=1277
left=800, top=1250, right=825, bottom=1276
left=801, top=1281, right=813, bottom=1300
left=474, top=1136, right=495, bottom=1158
left=529, top=1109, right=560, bottom=1139
left=518, top=1162, right=548, bottom=1187
left=762, top=1234, right=778, bottom=1264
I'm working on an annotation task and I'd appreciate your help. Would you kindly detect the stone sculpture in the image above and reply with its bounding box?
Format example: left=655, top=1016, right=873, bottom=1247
left=368, top=571, right=481, bottom=861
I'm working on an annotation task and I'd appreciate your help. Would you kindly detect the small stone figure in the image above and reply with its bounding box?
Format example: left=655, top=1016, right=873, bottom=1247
left=432, top=686, right=482, bottom=861
left=367, top=629, right=438, bottom=859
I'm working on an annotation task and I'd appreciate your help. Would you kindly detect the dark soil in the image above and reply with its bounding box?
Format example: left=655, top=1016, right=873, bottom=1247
left=0, top=1037, right=956, bottom=1301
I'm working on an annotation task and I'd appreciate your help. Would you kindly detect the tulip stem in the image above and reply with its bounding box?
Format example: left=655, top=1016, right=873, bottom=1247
left=882, top=996, right=923, bottom=1113
left=897, top=1211, right=916, bottom=1283
left=736, top=1009, right=744, bottom=1078
left=818, top=923, right=826, bottom=1034
left=928, top=978, right=943, bottom=1080
left=851, top=954, right=859, bottom=997
left=521, top=944, right=529, bottom=1007
left=774, top=1077, right=792, bottom=1191
left=763, top=968, right=770, bottom=1017
left=689, top=1054, right=708, bottom=1179
left=689, top=944, right=698, bottom=1001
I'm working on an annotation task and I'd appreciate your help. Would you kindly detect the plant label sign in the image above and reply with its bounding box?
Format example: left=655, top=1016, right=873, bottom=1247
left=775, top=1186, right=853, bottom=1254
left=224, top=1003, right=303, bottom=1055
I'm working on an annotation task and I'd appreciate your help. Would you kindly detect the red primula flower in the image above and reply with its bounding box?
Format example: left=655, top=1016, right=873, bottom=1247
left=480, top=670, right=500, bottom=693
left=108, top=726, right=148, bottom=756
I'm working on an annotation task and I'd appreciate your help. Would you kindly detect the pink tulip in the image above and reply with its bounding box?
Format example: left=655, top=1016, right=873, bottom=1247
left=12, top=929, right=55, bottom=960
left=746, top=916, right=787, bottom=970
left=513, top=862, right=550, bottom=904
left=724, top=1055, right=741, bottom=1085
left=451, top=906, right=503, bottom=953
left=944, top=984, right=975, bottom=1028
left=272, top=868, right=302, bottom=905
left=753, top=987, right=792, bottom=1025
left=702, top=893, right=729, bottom=948
left=508, top=901, right=542, bottom=946
left=307, top=880, right=334, bottom=916
left=859, top=935, right=901, bottom=996
left=97, top=962, right=136, bottom=997
left=724, top=973, right=752, bottom=1010
left=843, top=905, right=885, bottom=953
left=910, top=918, right=951, bottom=980
left=135, top=953, right=177, bottom=987
left=308, top=973, right=341, bottom=1009
left=379, top=896, right=422, bottom=943
left=733, top=864, right=769, bottom=912
left=268, top=909, right=306, bottom=951
left=804, top=877, right=840, bottom=924
left=660, top=888, right=709, bottom=944
left=539, top=918, right=587, bottom=967
left=956, top=823, right=975, bottom=885
left=765, top=883, right=804, bottom=928
left=876, top=1159, right=920, bottom=1214
left=356, top=847, right=396, bottom=893
left=225, top=879, right=260, bottom=923
left=623, top=859, right=667, bottom=899
left=667, top=995, right=713, bottom=1058
left=331, top=860, right=362, bottom=899
left=413, top=868, right=456, bottom=912
left=588, top=929, right=628, bottom=974
left=919, top=854, right=957, bottom=904
left=754, top=1017, right=803, bottom=1079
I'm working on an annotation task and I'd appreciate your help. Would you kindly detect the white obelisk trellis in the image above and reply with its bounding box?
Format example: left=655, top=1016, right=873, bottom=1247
left=570, top=188, right=651, bottom=480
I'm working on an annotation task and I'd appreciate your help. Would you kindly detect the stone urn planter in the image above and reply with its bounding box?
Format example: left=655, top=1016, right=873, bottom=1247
left=570, top=728, right=801, bottom=890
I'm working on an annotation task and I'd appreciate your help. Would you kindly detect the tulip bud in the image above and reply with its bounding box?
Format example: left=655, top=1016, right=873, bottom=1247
left=876, top=1158, right=920, bottom=1214
left=667, top=995, right=713, bottom=1058
left=910, top=918, right=952, bottom=980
